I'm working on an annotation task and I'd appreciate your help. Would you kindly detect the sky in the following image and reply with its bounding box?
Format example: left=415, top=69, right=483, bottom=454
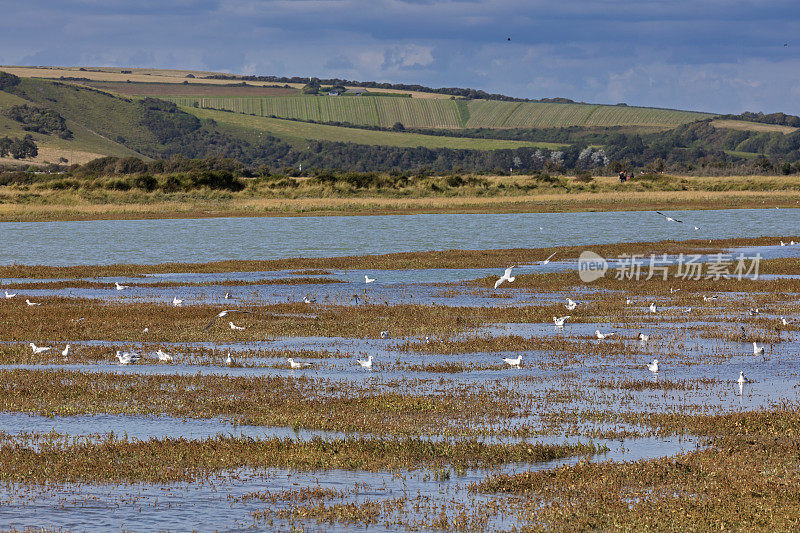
left=2, top=0, right=799, bottom=114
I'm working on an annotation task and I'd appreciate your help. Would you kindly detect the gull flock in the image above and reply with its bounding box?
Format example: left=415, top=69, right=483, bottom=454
left=6, top=217, right=797, bottom=388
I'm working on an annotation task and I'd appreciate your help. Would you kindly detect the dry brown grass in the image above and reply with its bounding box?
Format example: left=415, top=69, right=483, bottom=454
left=0, top=66, right=457, bottom=99
left=82, top=81, right=298, bottom=97
left=0, top=147, right=104, bottom=166
left=711, top=119, right=798, bottom=134
left=0, top=185, right=798, bottom=221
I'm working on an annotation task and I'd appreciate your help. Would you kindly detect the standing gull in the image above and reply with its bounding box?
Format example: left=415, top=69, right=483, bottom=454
left=503, top=354, right=522, bottom=368
left=229, top=321, right=246, bottom=330
left=553, top=315, right=571, bottom=327
left=364, top=275, right=375, bottom=284
left=753, top=342, right=765, bottom=355
left=288, top=358, right=313, bottom=369
left=737, top=371, right=749, bottom=384
left=62, top=345, right=70, bottom=357
left=648, top=359, right=659, bottom=374
left=26, top=299, right=41, bottom=306
left=114, top=282, right=128, bottom=291
left=595, top=330, right=615, bottom=340
left=357, top=355, right=374, bottom=369
left=156, top=349, right=173, bottom=362
left=565, top=298, right=578, bottom=311
left=4, top=290, right=15, bottom=298
left=172, top=296, right=183, bottom=307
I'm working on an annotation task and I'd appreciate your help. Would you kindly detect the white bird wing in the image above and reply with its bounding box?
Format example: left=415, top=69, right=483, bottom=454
left=504, top=266, right=515, bottom=278
left=494, top=277, right=504, bottom=289
left=655, top=211, right=683, bottom=223
left=541, top=252, right=557, bottom=265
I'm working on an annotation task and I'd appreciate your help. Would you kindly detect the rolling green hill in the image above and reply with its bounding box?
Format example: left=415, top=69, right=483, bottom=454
left=184, top=107, right=565, bottom=150
left=168, top=95, right=713, bottom=130
left=0, top=81, right=143, bottom=163
left=4, top=68, right=797, bottom=174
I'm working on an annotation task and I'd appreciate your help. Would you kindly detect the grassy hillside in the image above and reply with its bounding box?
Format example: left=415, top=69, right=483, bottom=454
left=0, top=81, right=145, bottom=163
left=185, top=107, right=565, bottom=150
left=6, top=78, right=163, bottom=155
left=168, top=95, right=713, bottom=129
left=0, top=77, right=296, bottom=165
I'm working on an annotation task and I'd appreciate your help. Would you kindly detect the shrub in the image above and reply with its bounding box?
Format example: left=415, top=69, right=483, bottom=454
left=134, top=175, right=157, bottom=191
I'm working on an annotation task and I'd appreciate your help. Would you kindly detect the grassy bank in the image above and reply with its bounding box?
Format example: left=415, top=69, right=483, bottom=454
left=1, top=174, right=799, bottom=221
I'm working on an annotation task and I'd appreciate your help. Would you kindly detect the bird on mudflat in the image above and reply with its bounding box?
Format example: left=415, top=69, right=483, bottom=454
left=203, top=309, right=252, bottom=331
left=553, top=316, right=571, bottom=327
left=30, top=343, right=52, bottom=354
left=115, top=351, right=140, bottom=365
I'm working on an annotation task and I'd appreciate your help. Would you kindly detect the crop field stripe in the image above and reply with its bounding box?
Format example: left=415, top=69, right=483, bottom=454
left=581, top=105, right=601, bottom=125
left=499, top=102, right=523, bottom=127
left=456, top=100, right=470, bottom=128
left=162, top=95, right=713, bottom=129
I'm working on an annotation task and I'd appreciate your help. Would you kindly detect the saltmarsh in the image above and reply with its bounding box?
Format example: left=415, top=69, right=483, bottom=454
left=2, top=236, right=800, bottom=530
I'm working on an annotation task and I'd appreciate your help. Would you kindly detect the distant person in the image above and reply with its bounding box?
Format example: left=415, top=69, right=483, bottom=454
left=619, top=171, right=627, bottom=183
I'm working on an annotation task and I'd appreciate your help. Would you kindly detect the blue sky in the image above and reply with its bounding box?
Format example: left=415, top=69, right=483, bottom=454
left=2, top=0, right=799, bottom=113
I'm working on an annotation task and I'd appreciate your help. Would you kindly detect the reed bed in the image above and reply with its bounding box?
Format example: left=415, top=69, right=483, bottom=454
left=0, top=433, right=600, bottom=483
left=0, top=370, right=521, bottom=435
left=473, top=407, right=800, bottom=530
